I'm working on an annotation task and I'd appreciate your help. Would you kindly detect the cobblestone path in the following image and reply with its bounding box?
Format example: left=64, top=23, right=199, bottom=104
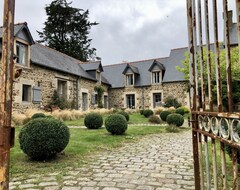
left=10, top=130, right=194, bottom=190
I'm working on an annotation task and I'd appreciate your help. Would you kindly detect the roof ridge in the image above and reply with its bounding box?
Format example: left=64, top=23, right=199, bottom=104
left=103, top=56, right=169, bottom=67
left=0, top=22, right=28, bottom=28
left=34, top=43, right=85, bottom=64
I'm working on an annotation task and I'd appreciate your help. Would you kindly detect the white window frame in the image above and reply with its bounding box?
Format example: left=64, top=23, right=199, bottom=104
left=16, top=42, right=28, bottom=66
left=126, top=74, right=134, bottom=86
left=152, top=71, right=161, bottom=84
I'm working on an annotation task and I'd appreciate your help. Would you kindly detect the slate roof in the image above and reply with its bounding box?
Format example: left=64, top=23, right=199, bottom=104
left=102, top=55, right=181, bottom=89
left=81, top=61, right=103, bottom=72
left=0, top=22, right=34, bottom=44
left=122, top=64, right=140, bottom=75
left=31, top=43, right=97, bottom=81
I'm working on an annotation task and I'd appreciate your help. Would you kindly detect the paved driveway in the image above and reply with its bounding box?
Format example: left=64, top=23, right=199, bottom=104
left=10, top=130, right=194, bottom=190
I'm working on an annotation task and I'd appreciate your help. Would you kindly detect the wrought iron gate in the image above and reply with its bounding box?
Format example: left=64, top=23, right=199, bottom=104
left=187, top=0, right=240, bottom=189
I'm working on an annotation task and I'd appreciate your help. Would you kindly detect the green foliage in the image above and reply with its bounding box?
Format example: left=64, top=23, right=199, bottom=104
left=84, top=113, right=103, bottom=129
left=19, top=118, right=70, bottom=160
left=160, top=110, right=172, bottom=122
left=148, top=115, right=161, bottom=124
left=105, top=114, right=128, bottom=135
left=117, top=111, right=130, bottom=121
left=176, top=47, right=240, bottom=110
left=166, top=113, right=184, bottom=127
left=37, top=0, right=98, bottom=61
left=49, top=90, right=74, bottom=110
left=164, top=96, right=182, bottom=108
left=94, top=85, right=105, bottom=108
left=179, top=106, right=190, bottom=113
left=31, top=113, right=46, bottom=119
left=143, top=109, right=154, bottom=118
left=139, top=109, right=144, bottom=115
left=175, top=108, right=185, bottom=116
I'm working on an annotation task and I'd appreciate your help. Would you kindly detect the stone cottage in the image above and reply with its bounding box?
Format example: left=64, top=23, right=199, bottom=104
left=0, top=23, right=110, bottom=113
left=0, top=22, right=200, bottom=113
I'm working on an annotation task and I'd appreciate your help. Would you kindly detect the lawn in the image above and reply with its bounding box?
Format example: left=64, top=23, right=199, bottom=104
left=64, top=112, right=150, bottom=126
left=10, top=124, right=178, bottom=178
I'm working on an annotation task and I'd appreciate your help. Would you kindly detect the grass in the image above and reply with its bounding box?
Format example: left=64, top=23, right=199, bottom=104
left=65, top=113, right=150, bottom=126
left=202, top=141, right=240, bottom=189
left=10, top=124, right=182, bottom=178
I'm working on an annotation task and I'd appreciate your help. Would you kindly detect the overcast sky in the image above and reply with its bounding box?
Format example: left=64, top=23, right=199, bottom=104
left=0, top=0, right=237, bottom=65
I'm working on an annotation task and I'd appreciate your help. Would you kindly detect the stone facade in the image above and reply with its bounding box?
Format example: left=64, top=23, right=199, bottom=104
left=12, top=64, right=109, bottom=113
left=108, top=81, right=189, bottom=110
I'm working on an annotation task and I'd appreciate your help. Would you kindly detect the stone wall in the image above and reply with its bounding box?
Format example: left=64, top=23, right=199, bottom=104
left=79, top=78, right=109, bottom=110
left=12, top=64, right=78, bottom=113
left=108, top=81, right=189, bottom=109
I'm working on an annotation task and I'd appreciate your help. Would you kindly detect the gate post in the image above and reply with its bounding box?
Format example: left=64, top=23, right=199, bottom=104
left=0, top=0, right=15, bottom=190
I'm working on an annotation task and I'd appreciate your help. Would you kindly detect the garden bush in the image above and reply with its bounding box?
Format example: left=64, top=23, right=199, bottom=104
left=117, top=111, right=130, bottom=121
left=160, top=110, right=172, bottom=122
left=166, top=113, right=184, bottom=127
left=148, top=115, right=161, bottom=124
left=164, top=96, right=182, bottom=108
left=143, top=109, right=154, bottom=118
left=175, top=107, right=185, bottom=116
left=31, top=113, right=46, bottom=119
left=139, top=109, right=144, bottom=115
left=84, top=112, right=103, bottom=129
left=105, top=114, right=128, bottom=135
left=179, top=106, right=190, bottom=113
left=19, top=118, right=70, bottom=160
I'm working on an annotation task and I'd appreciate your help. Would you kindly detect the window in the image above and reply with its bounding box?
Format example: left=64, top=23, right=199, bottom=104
left=96, top=71, right=101, bottom=83
left=152, top=71, right=161, bottom=84
left=16, top=42, right=27, bottom=65
left=153, top=93, right=162, bottom=108
left=22, top=84, right=31, bottom=102
left=126, top=74, right=134, bottom=86
left=57, top=80, right=67, bottom=99
left=126, top=94, right=135, bottom=109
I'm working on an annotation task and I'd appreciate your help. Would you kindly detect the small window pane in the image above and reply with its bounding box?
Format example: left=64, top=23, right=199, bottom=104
left=22, top=85, right=31, bottom=102
left=16, top=42, right=27, bottom=65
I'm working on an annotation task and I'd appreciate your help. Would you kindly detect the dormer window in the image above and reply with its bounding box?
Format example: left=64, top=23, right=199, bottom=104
left=16, top=42, right=27, bottom=65
left=152, top=71, right=161, bottom=84
left=126, top=74, right=134, bottom=86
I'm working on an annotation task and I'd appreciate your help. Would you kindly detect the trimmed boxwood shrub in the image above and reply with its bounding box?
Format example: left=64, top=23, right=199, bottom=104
left=148, top=115, right=161, bottom=124
left=143, top=109, right=154, bottom=118
left=160, top=110, right=172, bottom=121
left=105, top=114, right=128, bottom=135
left=84, top=112, right=103, bottom=129
left=139, top=109, right=144, bottom=115
left=31, top=113, right=46, bottom=119
left=118, top=111, right=130, bottom=121
left=19, top=118, right=70, bottom=160
left=166, top=113, right=184, bottom=127
left=175, top=108, right=185, bottom=116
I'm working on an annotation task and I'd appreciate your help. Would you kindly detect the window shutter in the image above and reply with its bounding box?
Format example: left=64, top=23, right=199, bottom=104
left=32, top=86, right=42, bottom=102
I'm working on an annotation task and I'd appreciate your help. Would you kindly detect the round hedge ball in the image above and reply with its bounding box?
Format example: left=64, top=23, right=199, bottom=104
left=166, top=113, right=184, bottom=127
left=105, top=114, right=128, bottom=135
left=31, top=113, right=46, bottom=119
left=84, top=112, right=103, bottom=129
left=117, top=111, right=130, bottom=121
left=19, top=118, right=70, bottom=160
left=160, top=110, right=172, bottom=121
left=143, top=109, right=154, bottom=118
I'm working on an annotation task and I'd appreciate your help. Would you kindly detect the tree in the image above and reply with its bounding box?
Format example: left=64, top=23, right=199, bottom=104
left=176, top=47, right=240, bottom=110
left=37, top=0, right=98, bottom=61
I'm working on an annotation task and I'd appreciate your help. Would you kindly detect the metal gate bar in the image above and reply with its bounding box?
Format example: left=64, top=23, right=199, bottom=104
left=187, top=0, right=240, bottom=189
